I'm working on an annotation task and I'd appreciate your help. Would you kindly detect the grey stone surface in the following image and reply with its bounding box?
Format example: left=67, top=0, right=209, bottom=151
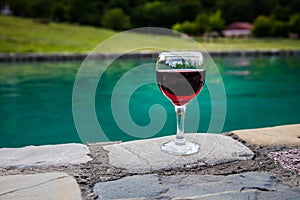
left=93, top=174, right=167, bottom=199
left=104, top=134, right=254, bottom=172
left=0, top=143, right=91, bottom=167
left=93, top=172, right=300, bottom=200
left=0, top=172, right=82, bottom=200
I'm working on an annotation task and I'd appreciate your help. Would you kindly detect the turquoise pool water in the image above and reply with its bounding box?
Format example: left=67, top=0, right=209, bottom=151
left=1, top=56, right=300, bottom=147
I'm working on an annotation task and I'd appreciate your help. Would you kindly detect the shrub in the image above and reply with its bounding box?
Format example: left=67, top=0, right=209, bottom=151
left=252, top=15, right=273, bottom=37
left=172, top=11, right=225, bottom=36
left=253, top=15, right=290, bottom=37
left=172, top=21, right=199, bottom=35
left=101, top=8, right=131, bottom=30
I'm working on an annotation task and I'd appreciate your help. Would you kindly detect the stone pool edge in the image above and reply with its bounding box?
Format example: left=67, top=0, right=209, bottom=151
left=0, top=124, right=299, bottom=199
left=1, top=49, right=300, bottom=62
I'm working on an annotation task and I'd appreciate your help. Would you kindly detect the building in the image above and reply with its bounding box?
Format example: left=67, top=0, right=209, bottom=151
left=1, top=4, right=12, bottom=15
left=222, top=22, right=253, bottom=38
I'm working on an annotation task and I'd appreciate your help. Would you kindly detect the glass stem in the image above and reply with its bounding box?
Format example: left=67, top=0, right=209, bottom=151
left=175, top=105, right=186, bottom=145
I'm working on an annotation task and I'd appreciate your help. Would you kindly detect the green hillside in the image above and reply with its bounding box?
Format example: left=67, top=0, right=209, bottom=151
left=0, top=16, right=299, bottom=53
left=0, top=16, right=117, bottom=52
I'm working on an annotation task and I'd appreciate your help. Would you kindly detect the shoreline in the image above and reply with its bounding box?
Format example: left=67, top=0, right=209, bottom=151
left=1, top=49, right=300, bottom=62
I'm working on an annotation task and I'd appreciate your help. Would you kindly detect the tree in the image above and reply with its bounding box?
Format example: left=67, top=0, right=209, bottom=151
left=7, top=0, right=31, bottom=16
left=194, top=13, right=210, bottom=34
left=289, top=14, right=300, bottom=35
left=101, top=8, right=131, bottom=30
left=133, top=1, right=180, bottom=28
left=176, top=0, right=202, bottom=22
left=68, top=0, right=103, bottom=26
left=271, top=20, right=288, bottom=37
left=51, top=1, right=69, bottom=22
left=216, top=0, right=268, bottom=23
left=271, top=5, right=290, bottom=21
left=208, top=10, right=225, bottom=32
left=29, top=0, right=52, bottom=18
left=4, top=0, right=300, bottom=34
left=252, top=15, right=273, bottom=37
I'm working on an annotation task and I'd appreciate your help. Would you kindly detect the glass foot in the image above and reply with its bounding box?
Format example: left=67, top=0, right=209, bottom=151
left=161, top=140, right=199, bottom=155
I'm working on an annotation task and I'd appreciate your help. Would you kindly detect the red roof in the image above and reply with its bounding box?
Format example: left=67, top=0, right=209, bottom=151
left=226, top=22, right=253, bottom=30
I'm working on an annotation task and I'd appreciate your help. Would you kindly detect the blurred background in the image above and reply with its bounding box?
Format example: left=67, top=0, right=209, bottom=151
left=1, top=0, right=300, bottom=53
left=0, top=0, right=299, bottom=148
left=1, top=0, right=300, bottom=38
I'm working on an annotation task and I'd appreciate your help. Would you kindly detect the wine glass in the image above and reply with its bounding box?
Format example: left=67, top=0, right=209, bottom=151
left=156, top=51, right=206, bottom=155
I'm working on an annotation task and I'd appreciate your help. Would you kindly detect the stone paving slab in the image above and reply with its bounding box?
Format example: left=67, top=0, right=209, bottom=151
left=103, top=133, right=254, bottom=173
left=0, top=143, right=91, bottom=167
left=93, top=172, right=300, bottom=200
left=232, top=124, right=300, bottom=146
left=0, top=172, right=82, bottom=200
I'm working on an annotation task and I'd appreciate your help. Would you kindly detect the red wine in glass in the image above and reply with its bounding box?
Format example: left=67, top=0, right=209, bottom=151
left=156, top=69, right=206, bottom=106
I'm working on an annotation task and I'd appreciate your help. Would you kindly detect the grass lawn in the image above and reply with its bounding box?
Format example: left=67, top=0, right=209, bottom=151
left=196, top=37, right=300, bottom=51
left=1, top=16, right=300, bottom=53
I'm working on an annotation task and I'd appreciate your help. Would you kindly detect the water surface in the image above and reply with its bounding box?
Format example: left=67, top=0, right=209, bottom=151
left=0, top=56, right=300, bottom=147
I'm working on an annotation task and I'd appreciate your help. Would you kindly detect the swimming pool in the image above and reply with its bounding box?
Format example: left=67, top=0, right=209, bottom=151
left=1, top=56, right=300, bottom=147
